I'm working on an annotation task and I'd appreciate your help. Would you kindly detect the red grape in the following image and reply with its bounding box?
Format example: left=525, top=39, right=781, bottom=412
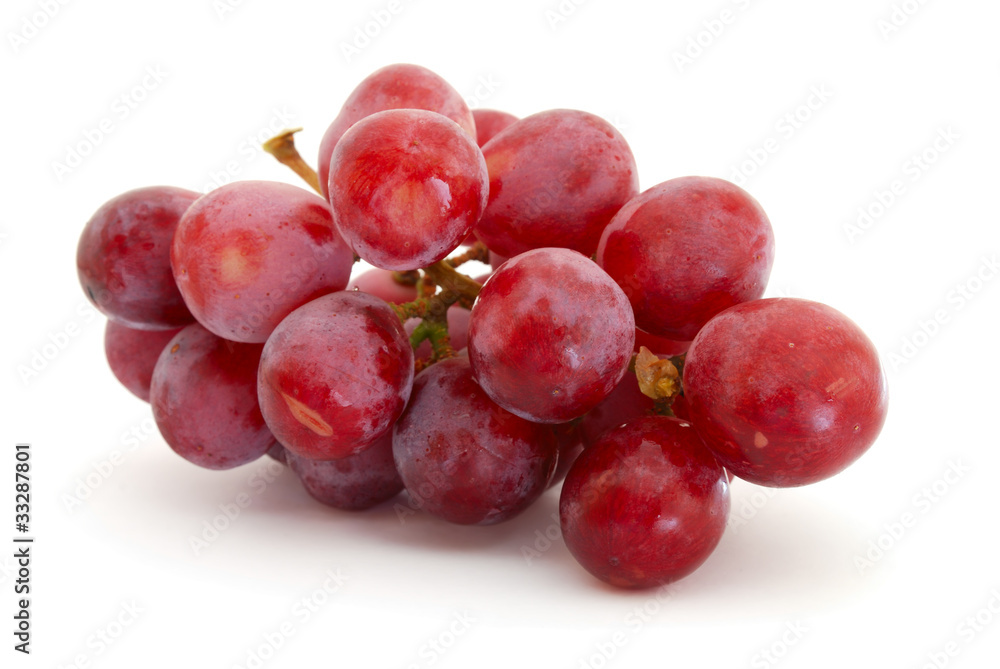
left=329, top=109, right=489, bottom=270
left=578, top=371, right=656, bottom=449
left=472, top=108, right=518, bottom=147
left=104, top=320, right=183, bottom=402
left=682, top=298, right=889, bottom=487
left=634, top=330, right=690, bottom=357
left=77, top=186, right=198, bottom=330
left=597, top=176, right=775, bottom=341
left=392, top=356, right=558, bottom=525
left=257, top=291, right=414, bottom=461
left=560, top=416, right=730, bottom=588
left=171, top=180, right=353, bottom=343
left=286, top=433, right=403, bottom=511
left=468, top=247, right=635, bottom=423
left=150, top=324, right=275, bottom=470
left=318, top=63, right=476, bottom=199
left=475, top=109, right=639, bottom=258
left=547, top=421, right=585, bottom=488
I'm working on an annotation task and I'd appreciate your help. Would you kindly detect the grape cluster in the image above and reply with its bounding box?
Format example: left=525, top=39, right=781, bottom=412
left=77, top=63, right=888, bottom=589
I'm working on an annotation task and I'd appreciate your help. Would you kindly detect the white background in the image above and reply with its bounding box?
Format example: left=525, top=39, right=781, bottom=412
left=2, top=0, right=999, bottom=667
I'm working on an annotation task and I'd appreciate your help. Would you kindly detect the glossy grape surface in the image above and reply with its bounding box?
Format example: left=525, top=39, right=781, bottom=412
left=104, top=320, right=183, bottom=402
left=560, top=416, right=730, bottom=588
left=171, top=181, right=353, bottom=343
left=257, top=291, right=414, bottom=461
left=329, top=109, right=489, bottom=270
left=472, top=108, right=518, bottom=147
left=393, top=356, right=558, bottom=525
left=318, top=63, right=476, bottom=199
left=683, top=298, right=888, bottom=487
left=150, top=324, right=275, bottom=470
left=476, top=109, right=639, bottom=258
left=468, top=247, right=635, bottom=423
left=597, top=176, right=774, bottom=341
left=77, top=186, right=198, bottom=330
left=287, top=433, right=403, bottom=511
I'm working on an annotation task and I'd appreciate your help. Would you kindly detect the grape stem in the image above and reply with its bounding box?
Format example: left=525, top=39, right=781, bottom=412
left=633, top=347, right=685, bottom=416
left=262, top=128, right=323, bottom=195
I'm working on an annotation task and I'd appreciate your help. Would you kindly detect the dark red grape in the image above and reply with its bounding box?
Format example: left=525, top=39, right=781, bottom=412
left=560, top=416, right=730, bottom=588
left=318, top=63, right=476, bottom=199
left=472, top=108, right=518, bottom=147
left=329, top=109, right=489, bottom=270
left=634, top=329, right=690, bottom=357
left=104, top=320, right=183, bottom=402
left=286, top=433, right=403, bottom=511
left=475, top=109, right=639, bottom=258
left=257, top=291, right=414, bottom=461
left=547, top=421, right=585, bottom=488
left=77, top=186, right=198, bottom=330
left=468, top=247, right=635, bottom=423
left=597, top=176, right=775, bottom=341
left=392, top=356, right=558, bottom=525
left=349, top=268, right=418, bottom=304
left=171, top=180, right=353, bottom=343
left=266, top=442, right=288, bottom=465
left=150, top=324, right=275, bottom=470
left=683, top=298, right=888, bottom=487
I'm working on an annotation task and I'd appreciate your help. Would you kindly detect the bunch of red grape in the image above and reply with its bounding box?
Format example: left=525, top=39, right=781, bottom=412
left=77, top=63, right=888, bottom=589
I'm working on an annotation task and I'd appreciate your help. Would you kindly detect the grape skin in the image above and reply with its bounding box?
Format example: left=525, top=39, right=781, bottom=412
left=560, top=416, right=730, bottom=588
left=317, top=63, right=476, bottom=199
left=171, top=180, right=353, bottom=343
left=392, top=356, right=558, bottom=526
left=472, top=108, right=518, bottom=147
left=150, top=324, right=275, bottom=470
left=468, top=247, right=635, bottom=424
left=329, top=109, right=489, bottom=271
left=597, top=176, right=775, bottom=341
left=77, top=186, right=199, bottom=330
left=286, top=433, right=403, bottom=511
left=257, top=291, right=414, bottom=461
left=104, top=320, right=183, bottom=402
left=683, top=298, right=889, bottom=487
left=475, top=109, right=639, bottom=258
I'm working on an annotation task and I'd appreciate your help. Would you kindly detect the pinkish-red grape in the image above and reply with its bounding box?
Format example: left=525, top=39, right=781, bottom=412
left=104, top=320, right=182, bottom=402
left=329, top=109, right=489, bottom=270
left=150, top=324, right=275, bottom=470
left=257, top=291, right=414, bottom=461
left=77, top=186, right=198, bottom=330
left=597, top=176, right=774, bottom=341
left=472, top=108, right=518, bottom=147
left=560, top=416, right=729, bottom=588
left=683, top=298, right=888, bottom=487
left=476, top=109, right=639, bottom=258
left=286, top=433, right=403, bottom=511
left=468, top=247, right=635, bottom=423
left=171, top=180, right=353, bottom=343
left=392, top=356, right=558, bottom=525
